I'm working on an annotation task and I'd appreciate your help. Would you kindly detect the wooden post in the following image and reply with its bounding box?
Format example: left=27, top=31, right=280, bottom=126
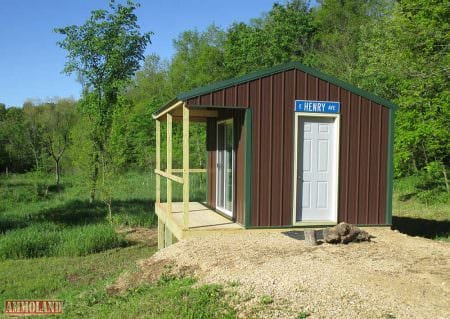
left=156, top=120, right=161, bottom=204
left=304, top=229, right=318, bottom=246
left=164, top=226, right=173, bottom=247
left=182, top=103, right=190, bottom=229
left=167, top=113, right=172, bottom=215
left=158, top=218, right=165, bottom=250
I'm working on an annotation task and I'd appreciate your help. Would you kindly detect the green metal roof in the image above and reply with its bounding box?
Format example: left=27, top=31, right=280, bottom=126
left=153, top=61, right=398, bottom=117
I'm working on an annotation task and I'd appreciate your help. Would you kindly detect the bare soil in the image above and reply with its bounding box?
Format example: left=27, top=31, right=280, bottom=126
left=116, top=228, right=450, bottom=319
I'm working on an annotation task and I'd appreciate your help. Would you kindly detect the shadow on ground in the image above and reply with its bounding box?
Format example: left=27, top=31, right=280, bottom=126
left=32, top=199, right=156, bottom=225
left=392, top=216, right=450, bottom=239
left=0, top=199, right=156, bottom=233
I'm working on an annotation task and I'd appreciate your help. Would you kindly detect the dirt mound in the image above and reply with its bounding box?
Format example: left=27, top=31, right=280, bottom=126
left=114, top=228, right=450, bottom=318
left=117, top=227, right=158, bottom=246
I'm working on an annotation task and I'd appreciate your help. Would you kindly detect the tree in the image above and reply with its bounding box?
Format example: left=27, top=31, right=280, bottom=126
left=0, top=107, right=34, bottom=173
left=55, top=0, right=152, bottom=202
left=23, top=101, right=46, bottom=171
left=224, top=0, right=315, bottom=75
left=356, top=0, right=449, bottom=189
left=310, top=0, right=392, bottom=82
left=169, top=24, right=227, bottom=91
left=40, top=99, right=77, bottom=185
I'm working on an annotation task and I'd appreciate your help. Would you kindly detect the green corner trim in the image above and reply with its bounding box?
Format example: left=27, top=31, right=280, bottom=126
left=152, top=61, right=399, bottom=118
left=244, top=109, right=253, bottom=228
left=386, top=109, right=395, bottom=225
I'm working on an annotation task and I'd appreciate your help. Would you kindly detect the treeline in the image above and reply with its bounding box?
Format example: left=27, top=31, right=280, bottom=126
left=0, top=0, right=448, bottom=195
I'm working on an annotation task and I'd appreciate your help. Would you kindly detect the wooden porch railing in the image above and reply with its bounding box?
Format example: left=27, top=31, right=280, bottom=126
left=155, top=102, right=206, bottom=231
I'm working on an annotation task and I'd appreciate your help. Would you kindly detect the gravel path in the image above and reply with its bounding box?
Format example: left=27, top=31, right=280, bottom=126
left=134, top=228, right=450, bottom=319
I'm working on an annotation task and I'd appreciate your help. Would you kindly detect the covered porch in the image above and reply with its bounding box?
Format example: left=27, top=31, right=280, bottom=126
left=152, top=101, right=243, bottom=249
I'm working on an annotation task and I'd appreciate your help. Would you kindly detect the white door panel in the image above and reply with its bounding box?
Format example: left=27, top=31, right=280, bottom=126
left=296, top=117, right=336, bottom=221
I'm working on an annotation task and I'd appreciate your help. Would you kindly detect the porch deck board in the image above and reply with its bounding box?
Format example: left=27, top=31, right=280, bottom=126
left=155, top=202, right=243, bottom=239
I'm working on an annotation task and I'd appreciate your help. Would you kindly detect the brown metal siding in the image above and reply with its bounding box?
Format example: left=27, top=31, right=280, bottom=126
left=190, top=68, right=389, bottom=226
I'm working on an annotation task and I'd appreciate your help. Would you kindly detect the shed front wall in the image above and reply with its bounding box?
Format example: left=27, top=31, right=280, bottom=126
left=206, top=109, right=246, bottom=225
left=189, top=69, right=389, bottom=227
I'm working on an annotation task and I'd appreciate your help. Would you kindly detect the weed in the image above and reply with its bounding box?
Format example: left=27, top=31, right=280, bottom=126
left=297, top=310, right=311, bottom=318
left=260, top=295, right=273, bottom=305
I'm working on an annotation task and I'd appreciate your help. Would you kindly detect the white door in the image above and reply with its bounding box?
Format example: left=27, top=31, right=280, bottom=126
left=296, top=117, right=336, bottom=222
left=216, top=120, right=234, bottom=217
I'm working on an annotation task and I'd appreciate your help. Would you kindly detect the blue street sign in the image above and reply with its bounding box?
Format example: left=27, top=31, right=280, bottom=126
left=295, top=100, right=340, bottom=113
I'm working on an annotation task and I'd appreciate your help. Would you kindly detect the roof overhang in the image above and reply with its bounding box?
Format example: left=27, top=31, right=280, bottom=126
left=152, top=99, right=221, bottom=122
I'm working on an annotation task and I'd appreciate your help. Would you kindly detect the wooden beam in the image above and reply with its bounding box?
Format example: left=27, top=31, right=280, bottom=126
left=182, top=103, right=190, bottom=230
left=172, top=168, right=206, bottom=173
left=154, top=169, right=184, bottom=184
left=172, top=116, right=208, bottom=123
left=167, top=113, right=172, bottom=215
left=156, top=120, right=161, bottom=204
left=173, top=109, right=218, bottom=118
left=155, top=203, right=184, bottom=239
left=152, top=100, right=183, bottom=119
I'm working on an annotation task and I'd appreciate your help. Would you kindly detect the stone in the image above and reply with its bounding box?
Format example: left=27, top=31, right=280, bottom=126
left=324, top=222, right=374, bottom=244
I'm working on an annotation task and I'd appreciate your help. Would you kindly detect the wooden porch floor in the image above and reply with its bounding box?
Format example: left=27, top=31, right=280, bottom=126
left=155, top=202, right=243, bottom=239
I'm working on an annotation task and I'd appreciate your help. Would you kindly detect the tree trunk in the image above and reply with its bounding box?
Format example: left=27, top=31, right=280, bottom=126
left=89, top=152, right=99, bottom=203
left=443, top=164, right=449, bottom=192
left=304, top=229, right=317, bottom=246
left=32, top=148, right=40, bottom=171
left=55, top=159, right=60, bottom=185
left=107, top=201, right=112, bottom=224
left=411, top=157, right=419, bottom=174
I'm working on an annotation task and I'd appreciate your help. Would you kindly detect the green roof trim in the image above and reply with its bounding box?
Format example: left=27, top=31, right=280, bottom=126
left=153, top=61, right=399, bottom=117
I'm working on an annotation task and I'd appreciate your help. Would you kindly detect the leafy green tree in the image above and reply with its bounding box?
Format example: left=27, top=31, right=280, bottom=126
left=55, top=0, right=152, bottom=202
left=224, top=0, right=315, bottom=75
left=356, top=0, right=449, bottom=190
left=23, top=101, right=46, bottom=171
left=0, top=108, right=34, bottom=172
left=40, top=99, right=77, bottom=184
left=310, top=0, right=392, bottom=82
left=169, top=24, right=227, bottom=91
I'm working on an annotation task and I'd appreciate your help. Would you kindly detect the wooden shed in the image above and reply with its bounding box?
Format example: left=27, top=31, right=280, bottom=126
left=152, top=62, right=397, bottom=248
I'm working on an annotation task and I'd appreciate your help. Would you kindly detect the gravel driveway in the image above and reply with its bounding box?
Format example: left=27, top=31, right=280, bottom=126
left=135, top=228, right=450, bottom=319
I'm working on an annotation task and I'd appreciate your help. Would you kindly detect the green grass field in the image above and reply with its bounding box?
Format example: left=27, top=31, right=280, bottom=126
left=0, top=171, right=237, bottom=318
left=0, top=172, right=448, bottom=317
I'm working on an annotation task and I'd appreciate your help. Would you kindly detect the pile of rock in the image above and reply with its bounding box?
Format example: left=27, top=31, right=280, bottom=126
left=323, top=222, right=374, bottom=244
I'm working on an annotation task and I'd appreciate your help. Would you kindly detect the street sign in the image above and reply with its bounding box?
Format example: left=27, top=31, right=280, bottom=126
left=295, top=100, right=340, bottom=113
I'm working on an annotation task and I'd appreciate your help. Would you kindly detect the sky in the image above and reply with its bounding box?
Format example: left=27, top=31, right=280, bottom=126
left=0, top=0, right=279, bottom=107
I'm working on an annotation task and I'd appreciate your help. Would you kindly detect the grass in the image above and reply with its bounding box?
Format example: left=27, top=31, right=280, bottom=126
left=0, top=171, right=207, bottom=259
left=0, top=244, right=236, bottom=318
left=0, top=171, right=238, bottom=318
left=392, top=176, right=450, bottom=241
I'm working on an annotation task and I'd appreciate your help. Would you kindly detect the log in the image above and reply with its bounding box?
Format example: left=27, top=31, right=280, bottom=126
left=304, top=229, right=318, bottom=246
